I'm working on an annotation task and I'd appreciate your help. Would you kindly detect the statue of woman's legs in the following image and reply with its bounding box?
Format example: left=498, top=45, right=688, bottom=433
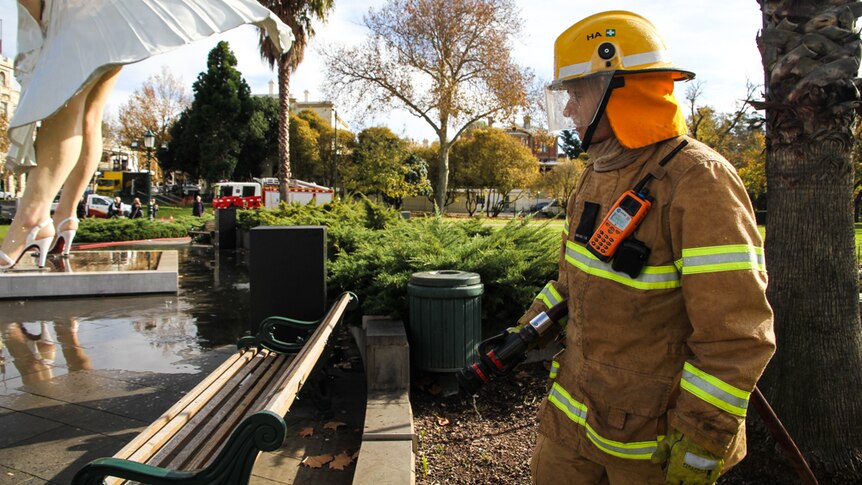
left=51, top=67, right=122, bottom=253
left=0, top=80, right=94, bottom=265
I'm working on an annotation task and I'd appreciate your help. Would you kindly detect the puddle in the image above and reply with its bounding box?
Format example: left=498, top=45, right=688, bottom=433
left=0, top=246, right=250, bottom=388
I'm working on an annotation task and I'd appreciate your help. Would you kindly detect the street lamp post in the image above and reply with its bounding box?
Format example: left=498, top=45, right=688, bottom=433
left=144, top=130, right=155, bottom=218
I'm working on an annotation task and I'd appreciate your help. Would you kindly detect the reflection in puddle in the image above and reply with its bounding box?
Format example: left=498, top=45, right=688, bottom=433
left=0, top=320, right=92, bottom=387
left=8, top=250, right=163, bottom=273
left=0, top=246, right=249, bottom=393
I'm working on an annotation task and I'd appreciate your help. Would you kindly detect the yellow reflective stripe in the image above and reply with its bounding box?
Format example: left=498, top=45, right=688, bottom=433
left=536, top=282, right=561, bottom=309
left=549, top=361, right=560, bottom=379
left=549, top=382, right=586, bottom=425
left=679, top=245, right=765, bottom=275
left=548, top=382, right=659, bottom=460
left=563, top=215, right=570, bottom=235
left=681, top=362, right=750, bottom=417
left=565, top=241, right=680, bottom=290
left=584, top=423, right=658, bottom=460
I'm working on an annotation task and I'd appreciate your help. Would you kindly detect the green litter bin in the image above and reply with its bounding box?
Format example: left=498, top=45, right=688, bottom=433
left=407, top=270, right=483, bottom=372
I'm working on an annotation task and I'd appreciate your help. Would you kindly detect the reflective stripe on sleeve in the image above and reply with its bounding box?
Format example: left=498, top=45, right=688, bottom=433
left=565, top=241, right=680, bottom=290
left=678, top=245, right=765, bottom=275
left=563, top=215, right=570, bottom=236
left=549, top=361, right=560, bottom=380
left=548, top=382, right=659, bottom=460
left=537, top=282, right=563, bottom=309
left=681, top=362, right=750, bottom=417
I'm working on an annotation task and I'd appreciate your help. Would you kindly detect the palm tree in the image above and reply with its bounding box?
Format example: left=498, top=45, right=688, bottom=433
left=756, top=1, right=862, bottom=481
left=257, top=0, right=335, bottom=203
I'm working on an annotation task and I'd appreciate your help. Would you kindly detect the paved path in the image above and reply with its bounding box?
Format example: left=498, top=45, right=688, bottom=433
left=0, top=327, right=366, bottom=484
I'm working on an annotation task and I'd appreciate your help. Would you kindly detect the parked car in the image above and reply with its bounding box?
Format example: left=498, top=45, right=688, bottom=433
left=85, top=194, right=131, bottom=218
left=0, top=191, right=14, bottom=200
left=529, top=201, right=552, bottom=213
left=539, top=200, right=564, bottom=217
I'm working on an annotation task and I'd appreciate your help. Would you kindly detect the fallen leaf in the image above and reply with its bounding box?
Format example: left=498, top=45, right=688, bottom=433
left=437, top=416, right=450, bottom=426
left=301, top=454, right=334, bottom=469
left=515, top=370, right=530, bottom=378
left=324, top=420, right=347, bottom=431
left=329, top=451, right=355, bottom=470
left=297, top=427, right=314, bottom=438
left=334, top=361, right=353, bottom=370
left=428, top=384, right=443, bottom=396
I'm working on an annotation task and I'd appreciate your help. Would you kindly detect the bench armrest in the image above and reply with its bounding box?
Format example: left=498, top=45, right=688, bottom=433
left=72, top=458, right=196, bottom=485
left=238, top=292, right=358, bottom=353
left=237, top=315, right=320, bottom=353
left=72, top=410, right=287, bottom=485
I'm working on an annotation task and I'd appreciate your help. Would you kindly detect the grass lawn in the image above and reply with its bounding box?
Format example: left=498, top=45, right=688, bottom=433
left=154, top=206, right=194, bottom=220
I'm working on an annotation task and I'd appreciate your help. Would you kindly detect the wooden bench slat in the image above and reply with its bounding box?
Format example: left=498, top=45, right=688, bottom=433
left=172, top=353, right=292, bottom=471
left=146, top=350, right=279, bottom=470
left=264, top=293, right=353, bottom=417
left=106, top=351, right=256, bottom=485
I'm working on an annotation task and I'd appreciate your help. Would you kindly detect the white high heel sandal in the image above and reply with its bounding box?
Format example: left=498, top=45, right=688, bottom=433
left=51, top=217, right=79, bottom=257
left=0, top=219, right=54, bottom=271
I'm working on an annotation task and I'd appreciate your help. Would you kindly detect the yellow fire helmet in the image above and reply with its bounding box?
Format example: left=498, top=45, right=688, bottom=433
left=546, top=11, right=695, bottom=150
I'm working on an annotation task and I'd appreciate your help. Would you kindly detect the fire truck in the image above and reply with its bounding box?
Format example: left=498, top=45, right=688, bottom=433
left=212, top=178, right=334, bottom=210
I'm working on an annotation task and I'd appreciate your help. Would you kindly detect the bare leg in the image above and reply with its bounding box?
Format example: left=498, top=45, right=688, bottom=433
left=53, top=67, right=122, bottom=230
left=18, top=0, right=42, bottom=22
left=0, top=87, right=92, bottom=260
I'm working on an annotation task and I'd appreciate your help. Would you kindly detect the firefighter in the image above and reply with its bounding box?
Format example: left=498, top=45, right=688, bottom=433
left=524, top=11, right=776, bottom=485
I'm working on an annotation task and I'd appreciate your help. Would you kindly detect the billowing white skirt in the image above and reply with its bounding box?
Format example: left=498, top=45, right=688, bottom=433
left=6, top=0, right=292, bottom=172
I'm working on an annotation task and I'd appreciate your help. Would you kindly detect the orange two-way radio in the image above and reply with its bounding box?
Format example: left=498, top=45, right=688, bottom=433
left=587, top=190, right=651, bottom=261
left=586, top=140, right=688, bottom=262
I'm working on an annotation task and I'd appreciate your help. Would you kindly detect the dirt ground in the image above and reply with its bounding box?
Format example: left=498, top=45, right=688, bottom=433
left=410, top=361, right=807, bottom=485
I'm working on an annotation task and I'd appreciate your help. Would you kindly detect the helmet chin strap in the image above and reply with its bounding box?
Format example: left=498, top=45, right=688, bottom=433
left=580, top=76, right=625, bottom=151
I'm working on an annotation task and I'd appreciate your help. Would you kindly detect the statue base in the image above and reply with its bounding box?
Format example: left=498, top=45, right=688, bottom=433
left=0, top=250, right=178, bottom=299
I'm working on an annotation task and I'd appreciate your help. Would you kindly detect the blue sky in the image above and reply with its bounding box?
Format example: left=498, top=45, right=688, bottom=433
left=1, top=1, right=766, bottom=142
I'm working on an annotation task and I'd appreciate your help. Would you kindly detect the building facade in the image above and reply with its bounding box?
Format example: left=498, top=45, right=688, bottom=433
left=504, top=115, right=559, bottom=172
left=1, top=55, right=23, bottom=197
left=259, top=81, right=350, bottom=131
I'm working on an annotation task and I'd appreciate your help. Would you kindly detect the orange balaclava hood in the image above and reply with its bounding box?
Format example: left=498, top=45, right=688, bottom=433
left=606, top=72, right=688, bottom=149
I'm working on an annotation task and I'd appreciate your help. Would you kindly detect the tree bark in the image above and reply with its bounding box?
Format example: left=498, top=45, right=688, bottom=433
left=435, top=130, right=450, bottom=213
left=758, top=1, right=862, bottom=480
left=277, top=56, right=292, bottom=204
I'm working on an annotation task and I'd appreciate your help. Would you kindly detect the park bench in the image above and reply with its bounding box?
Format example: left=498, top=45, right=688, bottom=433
left=72, top=291, right=358, bottom=485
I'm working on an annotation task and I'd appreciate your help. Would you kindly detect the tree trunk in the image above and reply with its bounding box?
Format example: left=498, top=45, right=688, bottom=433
left=758, top=1, right=862, bottom=480
left=435, top=139, right=450, bottom=213
left=277, top=56, right=292, bottom=204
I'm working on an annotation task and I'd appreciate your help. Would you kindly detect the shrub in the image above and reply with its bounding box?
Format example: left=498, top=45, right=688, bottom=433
left=75, top=217, right=197, bottom=243
left=235, top=197, right=398, bottom=260
left=329, top=216, right=561, bottom=335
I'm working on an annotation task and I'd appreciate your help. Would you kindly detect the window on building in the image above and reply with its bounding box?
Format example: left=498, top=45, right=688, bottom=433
left=0, top=72, right=6, bottom=87
left=0, top=102, right=7, bottom=116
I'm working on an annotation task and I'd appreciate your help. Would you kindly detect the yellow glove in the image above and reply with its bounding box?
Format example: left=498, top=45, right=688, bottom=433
left=651, top=430, right=724, bottom=485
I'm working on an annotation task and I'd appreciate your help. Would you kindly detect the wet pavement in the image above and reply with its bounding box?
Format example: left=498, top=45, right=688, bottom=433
left=0, top=245, right=365, bottom=484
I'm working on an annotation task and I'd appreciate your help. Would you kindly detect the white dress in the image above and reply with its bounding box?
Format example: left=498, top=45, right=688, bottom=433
left=6, top=0, right=293, bottom=172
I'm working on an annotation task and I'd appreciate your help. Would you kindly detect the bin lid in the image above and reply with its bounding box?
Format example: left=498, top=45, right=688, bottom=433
left=409, top=270, right=481, bottom=287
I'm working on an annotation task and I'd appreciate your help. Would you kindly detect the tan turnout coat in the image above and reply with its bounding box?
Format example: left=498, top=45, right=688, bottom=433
left=520, top=135, right=775, bottom=476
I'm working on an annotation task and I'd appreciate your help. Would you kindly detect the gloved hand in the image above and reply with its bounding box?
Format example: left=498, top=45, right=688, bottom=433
left=651, top=430, right=724, bottom=485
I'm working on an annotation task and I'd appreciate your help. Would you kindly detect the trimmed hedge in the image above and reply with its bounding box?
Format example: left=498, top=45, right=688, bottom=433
left=75, top=215, right=210, bottom=243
